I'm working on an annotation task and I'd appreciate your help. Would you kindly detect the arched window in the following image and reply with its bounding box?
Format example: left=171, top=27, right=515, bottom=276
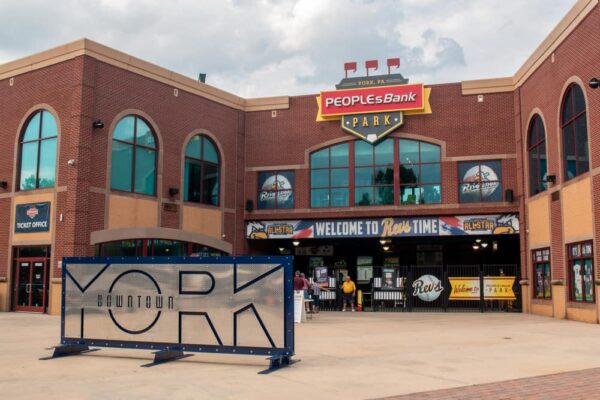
left=184, top=135, right=220, bottom=205
left=19, top=110, right=58, bottom=190
left=110, top=115, right=157, bottom=195
left=528, top=115, right=547, bottom=195
left=309, top=138, right=441, bottom=207
left=561, top=83, right=589, bottom=180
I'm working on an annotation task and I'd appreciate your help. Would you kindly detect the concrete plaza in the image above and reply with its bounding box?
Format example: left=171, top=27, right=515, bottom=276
left=1, top=312, right=599, bottom=399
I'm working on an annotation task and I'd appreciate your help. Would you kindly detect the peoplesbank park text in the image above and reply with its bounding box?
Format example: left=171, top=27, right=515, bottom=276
left=324, top=92, right=417, bottom=108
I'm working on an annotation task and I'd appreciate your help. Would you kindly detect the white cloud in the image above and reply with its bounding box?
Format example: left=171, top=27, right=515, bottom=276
left=0, top=0, right=576, bottom=97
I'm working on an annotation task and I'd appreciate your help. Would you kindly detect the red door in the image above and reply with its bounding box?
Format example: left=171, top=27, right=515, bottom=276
left=14, top=258, right=47, bottom=312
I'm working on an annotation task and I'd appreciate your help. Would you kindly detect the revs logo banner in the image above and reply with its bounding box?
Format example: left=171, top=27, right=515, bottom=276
left=15, top=202, right=50, bottom=233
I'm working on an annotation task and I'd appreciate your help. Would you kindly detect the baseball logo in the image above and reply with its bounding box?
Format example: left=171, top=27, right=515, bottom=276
left=412, top=274, right=444, bottom=302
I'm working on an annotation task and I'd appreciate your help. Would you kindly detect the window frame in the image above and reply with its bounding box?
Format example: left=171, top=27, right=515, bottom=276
left=183, top=134, right=221, bottom=206
left=355, top=139, right=395, bottom=206
left=527, top=115, right=547, bottom=196
left=457, top=160, right=503, bottom=203
left=532, top=248, right=551, bottom=299
left=256, top=170, right=295, bottom=209
left=110, top=115, right=158, bottom=196
left=17, top=110, right=58, bottom=191
left=560, top=83, right=589, bottom=181
left=567, top=240, right=594, bottom=303
left=309, top=138, right=442, bottom=208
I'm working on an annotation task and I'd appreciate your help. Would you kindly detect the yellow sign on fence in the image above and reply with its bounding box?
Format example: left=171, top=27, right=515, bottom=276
left=449, top=277, right=516, bottom=300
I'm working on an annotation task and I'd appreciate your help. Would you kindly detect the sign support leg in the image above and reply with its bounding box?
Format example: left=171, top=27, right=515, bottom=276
left=142, top=349, right=193, bottom=367
left=47, top=344, right=93, bottom=359
left=258, top=354, right=299, bottom=374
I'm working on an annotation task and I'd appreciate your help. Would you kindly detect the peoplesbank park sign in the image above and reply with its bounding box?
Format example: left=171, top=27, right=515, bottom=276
left=316, top=59, right=432, bottom=143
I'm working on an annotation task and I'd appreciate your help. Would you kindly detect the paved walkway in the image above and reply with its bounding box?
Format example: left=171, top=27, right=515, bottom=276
left=2, top=312, right=600, bottom=399
left=383, top=367, right=600, bottom=399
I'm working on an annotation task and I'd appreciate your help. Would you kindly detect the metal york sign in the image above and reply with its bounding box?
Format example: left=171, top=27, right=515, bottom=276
left=246, top=214, right=519, bottom=239
left=316, top=63, right=432, bottom=143
left=15, top=202, right=50, bottom=233
left=61, top=257, right=294, bottom=357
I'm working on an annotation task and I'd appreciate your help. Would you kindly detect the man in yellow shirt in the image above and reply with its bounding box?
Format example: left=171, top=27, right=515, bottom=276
left=340, top=276, right=356, bottom=312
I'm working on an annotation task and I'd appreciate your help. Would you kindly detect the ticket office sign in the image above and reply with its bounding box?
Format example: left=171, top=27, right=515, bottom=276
left=61, top=256, right=294, bottom=357
left=448, top=277, right=516, bottom=300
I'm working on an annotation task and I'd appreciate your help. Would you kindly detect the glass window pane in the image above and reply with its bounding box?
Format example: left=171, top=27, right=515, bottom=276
left=355, top=187, right=373, bottom=206
left=399, top=139, right=419, bottom=164
left=134, top=147, right=156, bottom=195
left=400, top=164, right=418, bottom=184
left=113, top=116, right=135, bottom=142
left=202, top=163, right=219, bottom=205
left=374, top=166, right=393, bottom=185
left=311, top=148, right=329, bottom=168
left=111, top=141, right=133, bottom=191
left=535, top=265, right=543, bottom=298
left=540, top=144, right=548, bottom=191
left=186, top=135, right=201, bottom=158
left=277, top=190, right=294, bottom=209
left=459, top=183, right=479, bottom=203
left=483, top=181, right=502, bottom=202
left=529, top=150, right=539, bottom=195
left=562, top=124, right=576, bottom=180
left=311, top=169, right=329, bottom=188
left=38, top=138, right=57, bottom=188
left=562, top=89, right=573, bottom=122
left=331, top=168, right=349, bottom=187
left=185, top=159, right=201, bottom=202
left=355, top=141, right=373, bottom=166
left=572, top=261, right=583, bottom=301
left=573, top=84, right=585, bottom=115
left=421, top=163, right=440, bottom=184
left=136, top=118, right=156, bottom=148
left=330, top=143, right=349, bottom=167
left=421, top=184, right=441, bottom=204
left=575, top=116, right=589, bottom=175
left=153, top=240, right=183, bottom=257
left=584, top=259, right=594, bottom=302
left=19, top=142, right=39, bottom=190
left=375, top=186, right=394, bottom=205
left=331, top=188, right=348, bottom=207
left=203, top=138, right=219, bottom=164
left=23, top=112, right=41, bottom=141
left=355, top=167, right=373, bottom=186
left=374, top=139, right=393, bottom=165
left=311, top=189, right=329, bottom=207
left=400, top=185, right=420, bottom=204
left=420, top=142, right=440, bottom=163
left=40, top=111, right=58, bottom=138
left=544, top=264, right=551, bottom=298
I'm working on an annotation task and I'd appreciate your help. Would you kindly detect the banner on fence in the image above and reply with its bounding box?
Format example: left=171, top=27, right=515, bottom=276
left=449, top=276, right=516, bottom=300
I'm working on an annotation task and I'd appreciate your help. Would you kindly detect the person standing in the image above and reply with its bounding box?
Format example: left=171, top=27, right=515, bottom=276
left=310, top=280, right=328, bottom=313
left=340, top=276, right=356, bottom=312
left=294, top=271, right=304, bottom=291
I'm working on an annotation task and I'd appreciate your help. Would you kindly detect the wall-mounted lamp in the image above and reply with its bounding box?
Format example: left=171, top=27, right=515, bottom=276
left=278, top=247, right=285, bottom=253
left=545, top=174, right=557, bottom=184
left=589, top=77, right=600, bottom=89
left=379, top=239, right=388, bottom=245
left=382, top=245, right=390, bottom=251
left=168, top=187, right=179, bottom=197
left=481, top=242, right=489, bottom=248
left=472, top=244, right=480, bottom=250
left=0, top=181, right=7, bottom=190
left=92, top=120, right=105, bottom=129
left=292, top=240, right=300, bottom=247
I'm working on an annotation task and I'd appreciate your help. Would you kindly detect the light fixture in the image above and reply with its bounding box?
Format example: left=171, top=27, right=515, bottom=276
left=379, top=239, right=387, bottom=245
left=472, top=244, right=480, bottom=250
left=92, top=120, right=104, bottom=129
left=382, top=245, right=390, bottom=251
left=475, top=239, right=482, bottom=243
left=589, top=77, right=600, bottom=89
left=481, top=242, right=489, bottom=248
left=292, top=240, right=300, bottom=247
left=278, top=247, right=285, bottom=253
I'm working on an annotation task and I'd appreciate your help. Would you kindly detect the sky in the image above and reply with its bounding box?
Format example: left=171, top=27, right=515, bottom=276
left=0, top=0, right=577, bottom=98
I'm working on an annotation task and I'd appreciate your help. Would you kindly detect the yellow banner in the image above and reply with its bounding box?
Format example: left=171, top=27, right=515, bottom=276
left=449, top=276, right=516, bottom=300
left=316, top=87, right=432, bottom=122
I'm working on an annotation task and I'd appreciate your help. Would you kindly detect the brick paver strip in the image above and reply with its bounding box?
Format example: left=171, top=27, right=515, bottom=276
left=379, top=367, right=600, bottom=399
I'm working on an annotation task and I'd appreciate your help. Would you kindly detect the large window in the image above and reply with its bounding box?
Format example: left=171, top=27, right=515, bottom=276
left=533, top=248, right=551, bottom=299
left=257, top=171, right=294, bottom=209
left=19, top=110, right=58, bottom=190
left=355, top=139, right=394, bottom=205
left=95, top=239, right=224, bottom=257
left=528, top=115, right=547, bottom=195
left=310, top=139, right=441, bottom=207
left=184, top=135, right=220, bottom=205
left=561, top=83, right=589, bottom=180
left=568, top=241, right=594, bottom=303
left=310, top=143, right=349, bottom=208
left=398, top=139, right=441, bottom=205
left=458, top=160, right=503, bottom=203
left=111, top=115, right=157, bottom=195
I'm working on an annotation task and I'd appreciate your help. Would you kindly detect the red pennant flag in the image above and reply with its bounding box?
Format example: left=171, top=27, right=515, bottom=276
left=344, top=62, right=357, bottom=78
left=365, top=60, right=378, bottom=76
left=387, top=58, right=400, bottom=74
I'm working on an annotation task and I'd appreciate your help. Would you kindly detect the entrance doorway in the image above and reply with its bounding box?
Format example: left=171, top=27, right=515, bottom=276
left=12, top=247, right=50, bottom=312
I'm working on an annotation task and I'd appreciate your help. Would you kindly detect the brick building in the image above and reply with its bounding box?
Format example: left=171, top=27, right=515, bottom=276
left=0, top=0, right=598, bottom=322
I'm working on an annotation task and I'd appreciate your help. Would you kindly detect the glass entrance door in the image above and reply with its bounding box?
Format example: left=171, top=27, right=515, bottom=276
left=14, top=258, right=47, bottom=312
